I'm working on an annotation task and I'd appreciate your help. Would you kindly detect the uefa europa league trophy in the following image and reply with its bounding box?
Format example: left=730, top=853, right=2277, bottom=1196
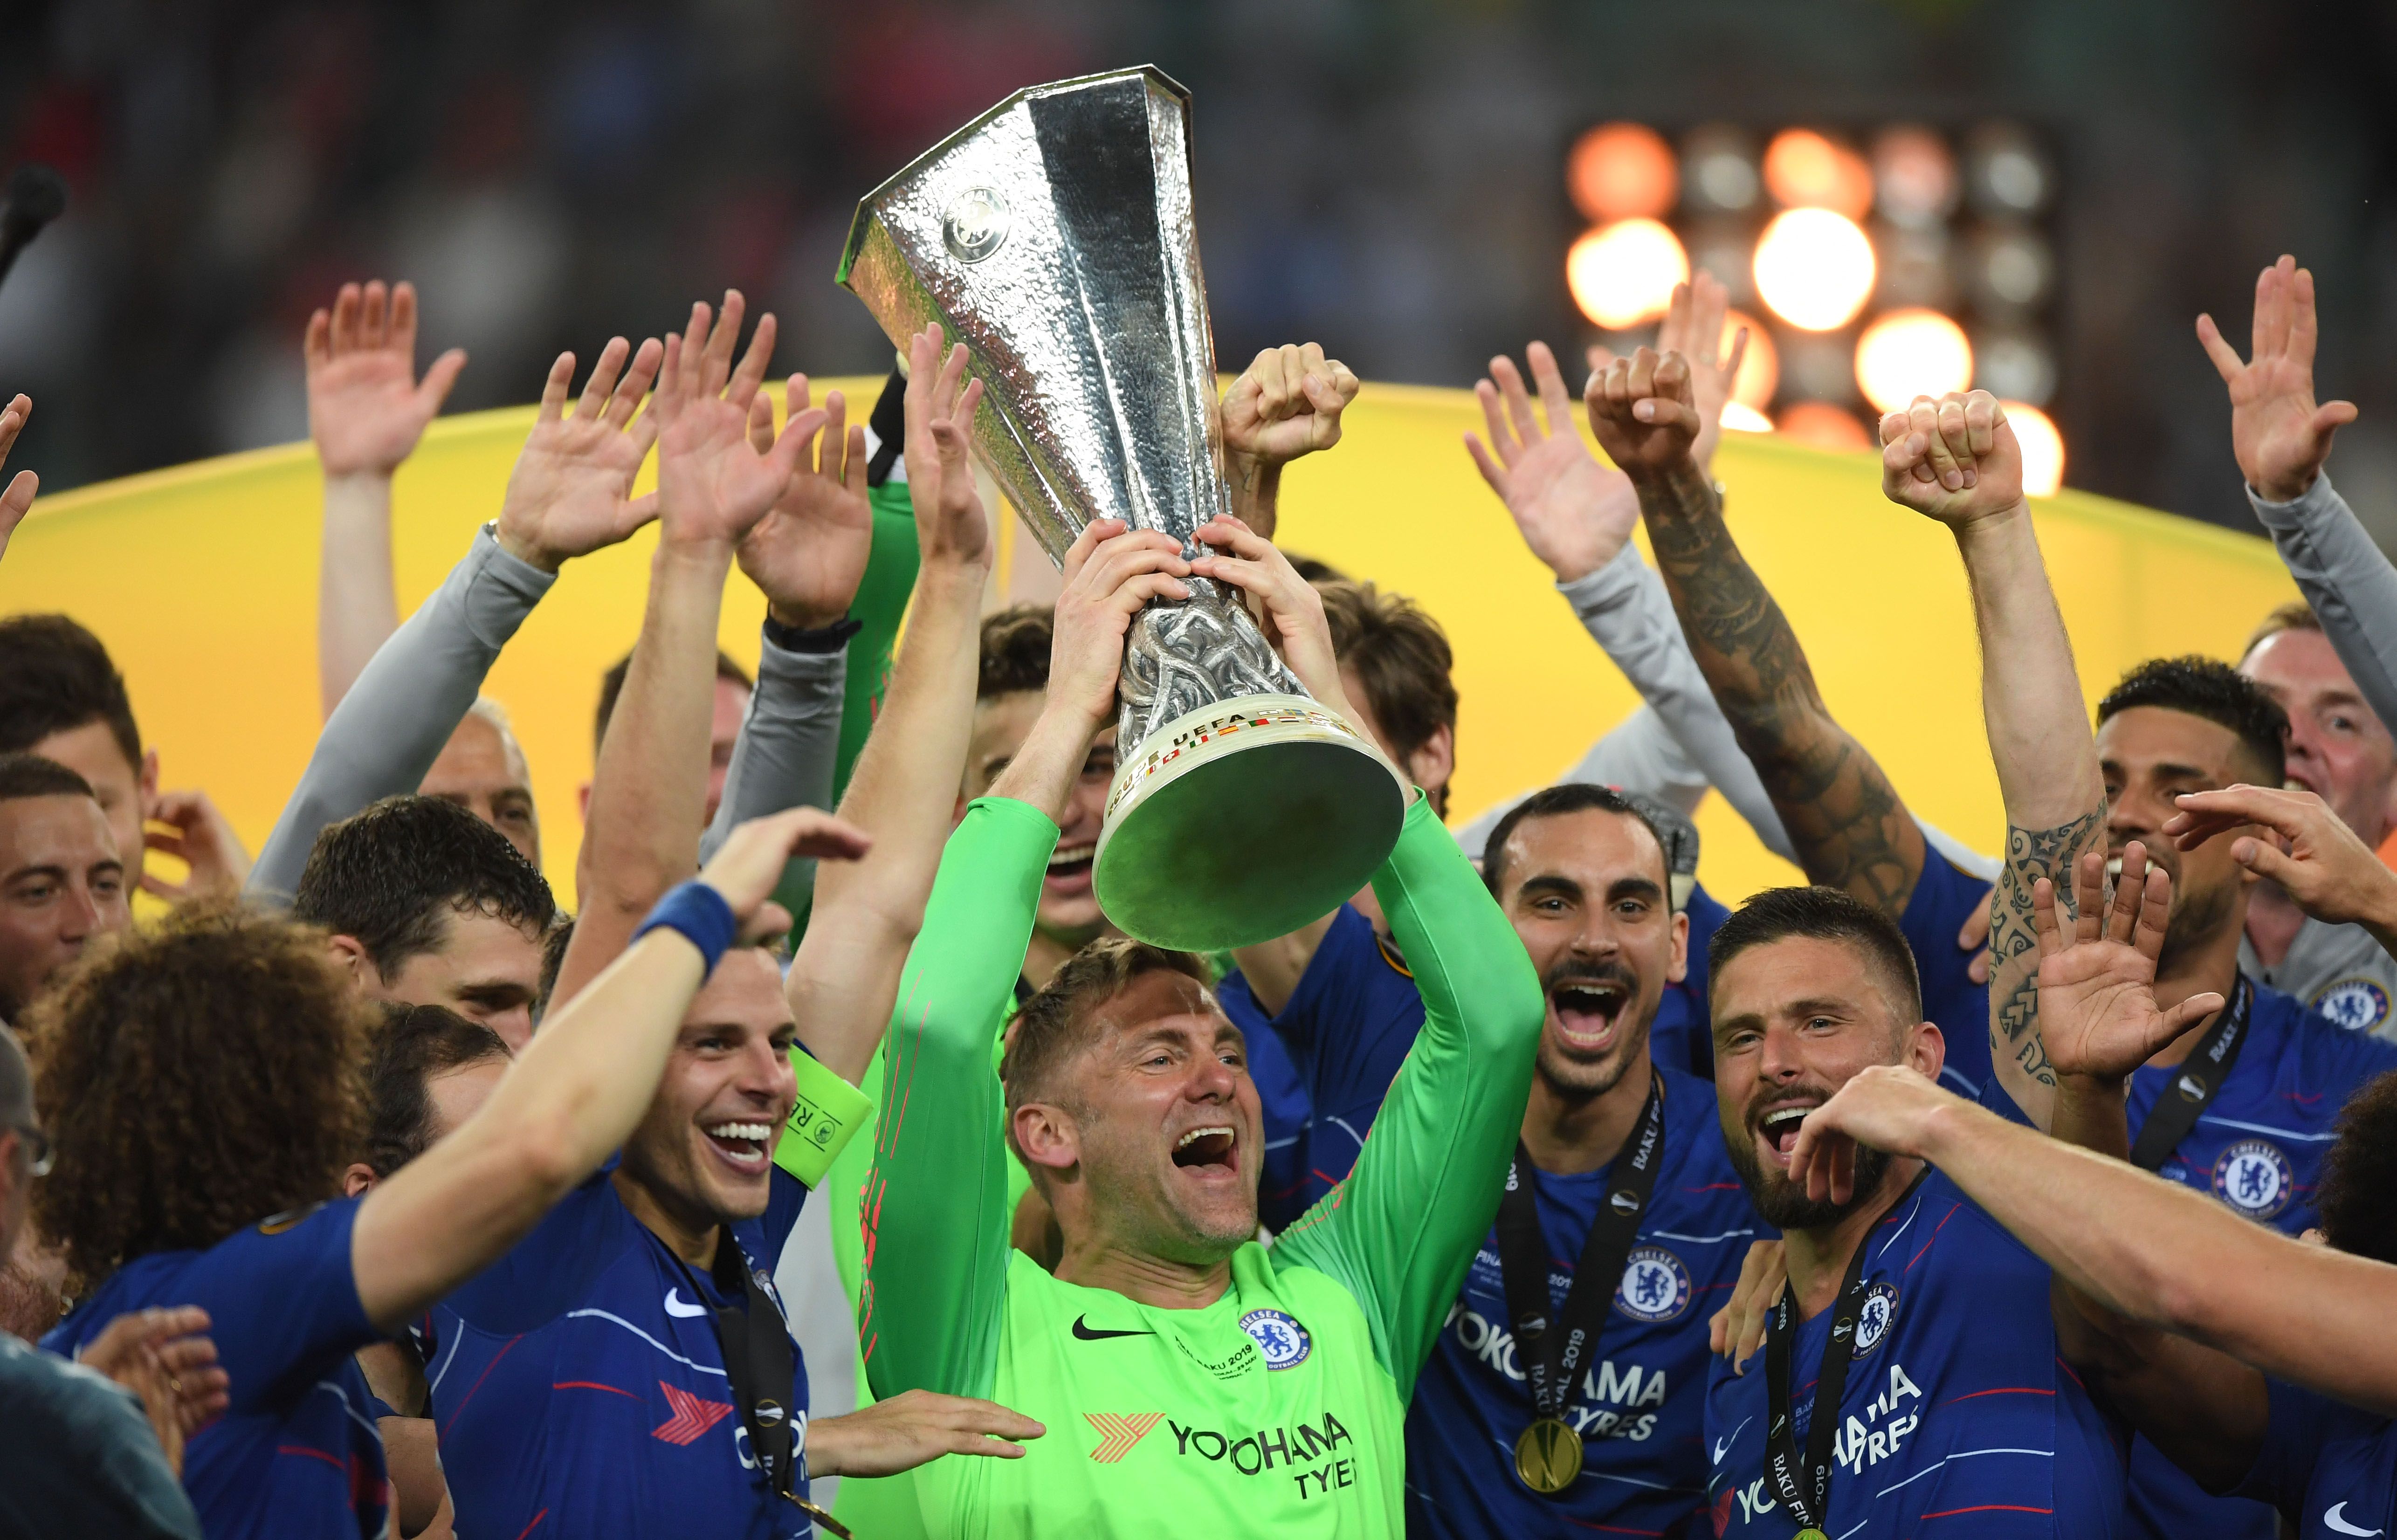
left=838, top=66, right=1407, bottom=951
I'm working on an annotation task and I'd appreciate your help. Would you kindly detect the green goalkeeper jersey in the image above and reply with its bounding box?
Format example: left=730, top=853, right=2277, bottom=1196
left=861, top=793, right=1543, bottom=1537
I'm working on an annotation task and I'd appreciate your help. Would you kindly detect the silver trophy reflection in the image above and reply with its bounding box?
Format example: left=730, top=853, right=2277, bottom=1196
left=838, top=66, right=1406, bottom=950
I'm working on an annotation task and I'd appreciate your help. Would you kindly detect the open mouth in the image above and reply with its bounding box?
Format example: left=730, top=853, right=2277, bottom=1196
left=1171, top=1124, right=1238, bottom=1176
left=1046, top=843, right=1096, bottom=890
left=1550, top=979, right=1630, bottom=1052
left=703, top=1120, right=774, bottom=1176
left=1754, top=1103, right=1818, bottom=1167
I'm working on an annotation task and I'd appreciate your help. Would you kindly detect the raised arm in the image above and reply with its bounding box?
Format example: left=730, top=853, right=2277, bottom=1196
left=1219, top=342, right=1359, bottom=539
left=1587, top=347, right=1926, bottom=912
left=861, top=520, right=1192, bottom=1400
left=352, top=807, right=864, bottom=1330
left=1876, top=389, right=2105, bottom=1122
left=692, top=372, right=877, bottom=886
left=304, top=281, right=468, bottom=716
left=2199, top=256, right=2397, bottom=730
left=784, top=329, right=995, bottom=1084
left=550, top=294, right=822, bottom=1005
left=252, top=335, right=666, bottom=901
left=1192, top=521, right=1544, bottom=1395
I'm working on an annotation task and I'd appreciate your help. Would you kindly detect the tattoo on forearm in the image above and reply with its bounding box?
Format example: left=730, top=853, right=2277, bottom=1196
left=1637, top=461, right=1916, bottom=911
left=1990, top=807, right=2106, bottom=1069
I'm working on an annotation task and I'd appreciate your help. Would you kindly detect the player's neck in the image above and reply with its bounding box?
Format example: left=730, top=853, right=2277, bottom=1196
left=613, top=1167, right=722, bottom=1270
left=2146, top=909, right=2247, bottom=1070
left=1521, top=1054, right=1655, bottom=1176
left=1784, top=1157, right=1924, bottom=1321
left=1055, top=1239, right=1233, bottom=1309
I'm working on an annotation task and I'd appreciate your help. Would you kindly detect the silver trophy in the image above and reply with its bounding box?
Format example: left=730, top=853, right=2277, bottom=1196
left=839, top=66, right=1406, bottom=951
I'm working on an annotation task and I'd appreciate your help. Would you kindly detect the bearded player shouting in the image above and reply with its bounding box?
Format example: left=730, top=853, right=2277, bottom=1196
left=856, top=511, right=1544, bottom=1535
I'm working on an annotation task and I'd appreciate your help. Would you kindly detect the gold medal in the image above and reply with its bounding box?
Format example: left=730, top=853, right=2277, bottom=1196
left=1513, top=1416, right=1584, bottom=1493
left=1794, top=1530, right=1828, bottom=1540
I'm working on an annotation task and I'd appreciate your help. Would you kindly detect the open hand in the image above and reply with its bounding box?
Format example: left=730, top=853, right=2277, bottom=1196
left=0, top=393, right=35, bottom=563
left=141, top=789, right=252, bottom=901
left=901, top=326, right=993, bottom=571
left=2197, top=255, right=2357, bottom=503
left=79, top=1305, right=229, bottom=1477
left=806, top=1388, right=1045, bottom=1478
left=2033, top=844, right=2224, bottom=1081
left=1646, top=274, right=1750, bottom=475
left=1707, top=1240, right=1785, bottom=1374
left=495, top=337, right=666, bottom=572
left=1189, top=513, right=1352, bottom=716
left=304, top=281, right=467, bottom=478
left=652, top=292, right=824, bottom=548
left=1584, top=348, right=1703, bottom=482
left=2167, top=783, right=2397, bottom=930
left=698, top=805, right=871, bottom=943
left=1789, top=1064, right=1958, bottom=1204
left=1878, top=390, right=2025, bottom=526
left=739, top=376, right=873, bottom=629
left=1468, top=343, right=1638, bottom=583
left=1047, top=520, right=1192, bottom=731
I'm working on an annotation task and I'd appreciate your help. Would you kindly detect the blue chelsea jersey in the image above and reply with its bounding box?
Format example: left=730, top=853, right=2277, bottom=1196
left=1213, top=961, right=1319, bottom=1233
left=2232, top=1379, right=2397, bottom=1540
left=428, top=1163, right=814, bottom=1539
left=1405, top=1065, right=1765, bottom=1539
left=1897, top=851, right=1995, bottom=1098
left=1705, top=1087, right=2126, bottom=1539
left=44, top=1197, right=388, bottom=1540
left=1219, top=903, right=1430, bottom=1231
left=2115, top=982, right=2397, bottom=1540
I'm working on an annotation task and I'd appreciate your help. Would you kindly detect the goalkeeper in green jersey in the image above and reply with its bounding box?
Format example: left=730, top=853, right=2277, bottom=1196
left=860, top=507, right=1546, bottom=1537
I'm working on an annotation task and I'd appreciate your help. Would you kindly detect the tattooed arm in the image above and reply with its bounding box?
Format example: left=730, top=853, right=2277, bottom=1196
left=1584, top=350, right=1926, bottom=913
left=1875, top=392, right=2106, bottom=1126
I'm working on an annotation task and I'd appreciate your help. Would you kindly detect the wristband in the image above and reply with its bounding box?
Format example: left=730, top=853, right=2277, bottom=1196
left=771, top=1046, right=874, bottom=1188
left=632, top=881, right=740, bottom=976
left=763, top=614, right=863, bottom=655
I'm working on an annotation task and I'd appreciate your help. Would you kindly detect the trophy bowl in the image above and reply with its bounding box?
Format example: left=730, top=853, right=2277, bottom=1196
left=839, top=65, right=1408, bottom=950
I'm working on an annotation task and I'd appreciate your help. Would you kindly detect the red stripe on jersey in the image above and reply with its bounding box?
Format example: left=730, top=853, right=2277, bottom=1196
left=551, top=1381, right=638, bottom=1398
left=1922, top=1505, right=2055, bottom=1518
left=513, top=1509, right=549, bottom=1539
left=276, top=1444, right=344, bottom=1471
left=440, top=1334, right=525, bottom=1438
left=1938, top=1386, right=2054, bottom=1405
left=1905, top=1203, right=1962, bottom=1273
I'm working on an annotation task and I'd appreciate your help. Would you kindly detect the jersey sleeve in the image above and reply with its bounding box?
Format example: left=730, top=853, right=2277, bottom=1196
left=1278, top=907, right=1422, bottom=1151
left=859, top=796, right=1056, bottom=1402
left=1895, top=849, right=1994, bottom=1094
left=1269, top=794, right=1544, bottom=1400
left=160, top=1198, right=380, bottom=1417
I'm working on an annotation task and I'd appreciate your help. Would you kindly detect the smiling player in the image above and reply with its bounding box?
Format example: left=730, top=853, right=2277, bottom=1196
left=859, top=515, right=1545, bottom=1536
left=1402, top=782, right=1763, bottom=1537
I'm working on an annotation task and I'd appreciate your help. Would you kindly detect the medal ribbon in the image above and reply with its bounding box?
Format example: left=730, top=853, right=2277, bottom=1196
left=1494, top=1074, right=1669, bottom=1425
left=2128, top=974, right=2254, bottom=1172
left=1762, top=1169, right=1929, bottom=1530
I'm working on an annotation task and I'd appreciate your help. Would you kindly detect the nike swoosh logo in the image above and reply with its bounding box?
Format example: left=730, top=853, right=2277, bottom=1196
left=2326, top=1502, right=2384, bottom=1537
left=664, top=1289, right=709, bottom=1319
left=1712, top=1437, right=1729, bottom=1464
left=1071, top=1315, right=1154, bottom=1341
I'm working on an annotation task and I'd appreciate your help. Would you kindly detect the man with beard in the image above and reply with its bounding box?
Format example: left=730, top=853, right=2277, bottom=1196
left=1588, top=365, right=2128, bottom=1532
left=2044, top=653, right=2397, bottom=1539
left=1403, top=783, right=1764, bottom=1537
left=858, top=514, right=1544, bottom=1536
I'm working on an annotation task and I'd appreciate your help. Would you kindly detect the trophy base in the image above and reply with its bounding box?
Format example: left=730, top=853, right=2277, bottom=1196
left=1094, top=694, right=1409, bottom=952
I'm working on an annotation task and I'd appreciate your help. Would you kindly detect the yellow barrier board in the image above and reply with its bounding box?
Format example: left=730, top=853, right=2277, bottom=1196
left=0, top=378, right=2294, bottom=907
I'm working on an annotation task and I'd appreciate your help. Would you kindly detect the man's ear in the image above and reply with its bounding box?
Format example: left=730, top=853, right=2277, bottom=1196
left=1667, top=909, right=1691, bottom=987
left=1405, top=724, right=1455, bottom=804
left=341, top=1162, right=378, bottom=1199
left=1903, top=1020, right=1947, bottom=1083
left=576, top=781, right=593, bottom=824
left=137, top=748, right=160, bottom=819
left=1011, top=1102, right=1080, bottom=1176
left=326, top=935, right=379, bottom=994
